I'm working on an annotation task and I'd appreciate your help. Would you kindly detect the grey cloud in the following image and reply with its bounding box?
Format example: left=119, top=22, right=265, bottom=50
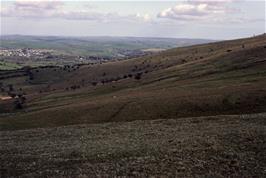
left=156, top=0, right=245, bottom=23
left=1, top=1, right=152, bottom=23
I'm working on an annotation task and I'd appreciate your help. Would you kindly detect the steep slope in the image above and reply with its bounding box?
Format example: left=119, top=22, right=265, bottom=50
left=0, top=34, right=265, bottom=130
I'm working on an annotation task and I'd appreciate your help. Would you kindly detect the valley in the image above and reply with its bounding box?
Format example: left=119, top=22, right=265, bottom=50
left=0, top=35, right=214, bottom=69
left=0, top=34, right=266, bottom=177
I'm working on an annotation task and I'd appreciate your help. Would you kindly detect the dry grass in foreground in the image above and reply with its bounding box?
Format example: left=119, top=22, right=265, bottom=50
left=1, top=113, right=266, bottom=177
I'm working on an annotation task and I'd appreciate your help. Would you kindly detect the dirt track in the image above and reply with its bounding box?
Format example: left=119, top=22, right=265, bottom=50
left=1, top=113, right=266, bottom=177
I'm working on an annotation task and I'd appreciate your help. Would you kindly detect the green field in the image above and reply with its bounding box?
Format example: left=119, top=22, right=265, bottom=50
left=0, top=35, right=214, bottom=57
left=0, top=61, right=20, bottom=70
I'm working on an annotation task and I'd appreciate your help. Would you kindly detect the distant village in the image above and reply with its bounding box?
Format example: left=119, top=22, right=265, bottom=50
left=0, top=48, right=153, bottom=62
left=0, top=48, right=56, bottom=58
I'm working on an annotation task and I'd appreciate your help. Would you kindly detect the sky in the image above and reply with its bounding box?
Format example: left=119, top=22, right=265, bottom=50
left=0, top=0, right=265, bottom=40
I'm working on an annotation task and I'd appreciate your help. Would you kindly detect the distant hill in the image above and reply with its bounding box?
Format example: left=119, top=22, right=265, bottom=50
left=0, top=35, right=215, bottom=57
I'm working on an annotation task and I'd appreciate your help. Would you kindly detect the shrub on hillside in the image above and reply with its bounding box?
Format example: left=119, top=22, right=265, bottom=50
left=134, top=73, right=142, bottom=80
left=91, top=82, right=97, bottom=86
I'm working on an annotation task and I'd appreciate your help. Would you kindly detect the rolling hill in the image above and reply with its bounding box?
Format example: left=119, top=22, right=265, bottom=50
left=0, top=34, right=265, bottom=129
left=0, top=34, right=266, bottom=177
left=0, top=35, right=214, bottom=57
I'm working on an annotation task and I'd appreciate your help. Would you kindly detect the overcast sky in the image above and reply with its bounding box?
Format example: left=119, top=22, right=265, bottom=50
left=0, top=0, right=265, bottom=39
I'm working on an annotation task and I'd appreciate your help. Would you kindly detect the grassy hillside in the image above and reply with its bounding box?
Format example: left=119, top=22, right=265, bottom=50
left=0, top=34, right=265, bottom=130
left=1, top=113, right=265, bottom=177
left=1, top=34, right=266, bottom=177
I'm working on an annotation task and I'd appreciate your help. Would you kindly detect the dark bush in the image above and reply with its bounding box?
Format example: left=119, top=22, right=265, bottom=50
left=134, top=73, right=142, bottom=80
left=14, top=101, right=23, bottom=109
left=20, top=96, right=26, bottom=103
left=8, top=84, right=14, bottom=92
left=8, top=92, right=16, bottom=98
left=182, top=59, right=187, bottom=63
left=91, top=82, right=97, bottom=86
left=29, top=73, right=34, bottom=80
left=70, top=85, right=78, bottom=90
